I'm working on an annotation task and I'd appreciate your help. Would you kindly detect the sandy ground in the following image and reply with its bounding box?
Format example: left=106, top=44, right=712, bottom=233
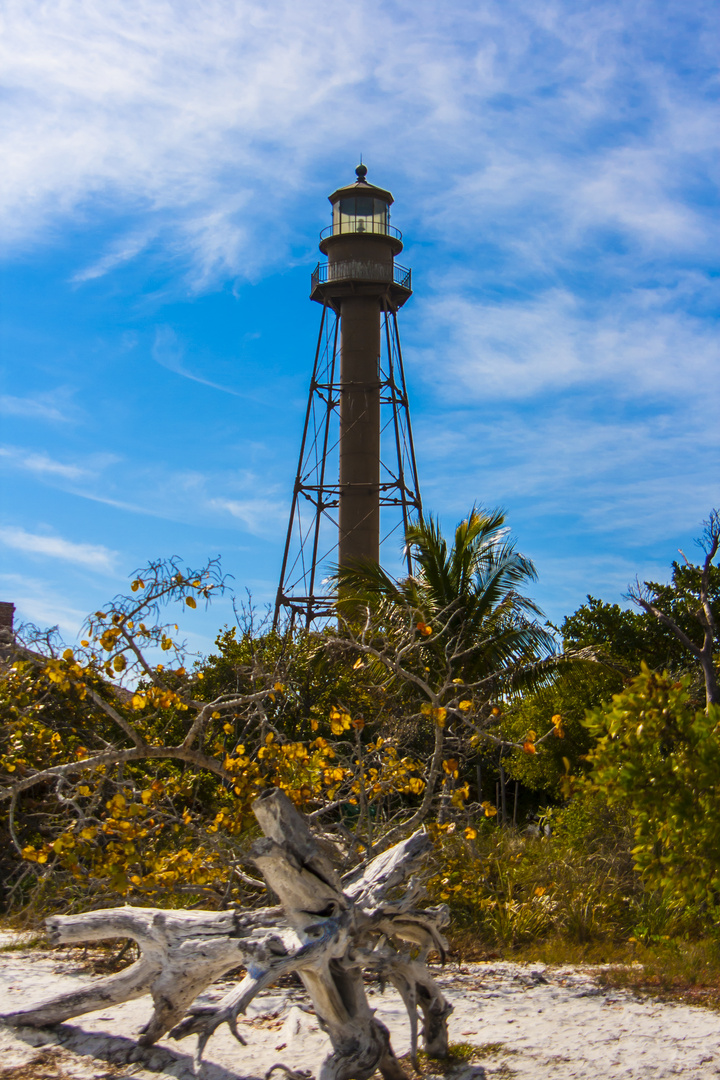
left=1, top=932, right=719, bottom=1080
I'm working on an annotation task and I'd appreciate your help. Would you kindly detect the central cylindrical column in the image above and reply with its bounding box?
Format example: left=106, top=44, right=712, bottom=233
left=338, top=295, right=381, bottom=567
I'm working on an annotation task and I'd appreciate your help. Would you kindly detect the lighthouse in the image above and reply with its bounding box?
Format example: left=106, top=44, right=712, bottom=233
left=275, top=166, right=421, bottom=628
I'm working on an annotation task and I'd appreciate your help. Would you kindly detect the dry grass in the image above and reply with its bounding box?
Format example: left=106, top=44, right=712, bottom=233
left=594, top=940, right=720, bottom=1011
left=0, top=1050, right=125, bottom=1079
left=450, top=930, right=720, bottom=1013
left=397, top=1042, right=518, bottom=1077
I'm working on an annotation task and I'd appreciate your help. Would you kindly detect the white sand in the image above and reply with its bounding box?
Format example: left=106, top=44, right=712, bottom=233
left=1, top=932, right=719, bottom=1079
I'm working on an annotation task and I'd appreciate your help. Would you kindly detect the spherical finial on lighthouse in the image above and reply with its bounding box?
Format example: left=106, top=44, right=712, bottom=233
left=355, top=162, right=368, bottom=181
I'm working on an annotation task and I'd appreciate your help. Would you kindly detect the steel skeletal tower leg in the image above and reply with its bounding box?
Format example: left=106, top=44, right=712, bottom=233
left=274, top=299, right=422, bottom=630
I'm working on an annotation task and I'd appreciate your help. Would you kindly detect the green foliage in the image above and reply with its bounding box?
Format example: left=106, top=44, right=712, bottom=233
left=199, top=625, right=392, bottom=745
left=642, top=560, right=720, bottom=658
left=563, top=558, right=720, bottom=702
left=584, top=666, right=720, bottom=903
left=426, top=800, right=640, bottom=948
left=5, top=511, right=718, bottom=956
left=501, top=667, right=617, bottom=797
left=428, top=787, right=719, bottom=956
left=561, top=596, right=659, bottom=669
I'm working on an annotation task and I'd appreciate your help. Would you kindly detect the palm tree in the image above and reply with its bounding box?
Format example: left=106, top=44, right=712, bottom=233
left=331, top=508, right=561, bottom=844
left=335, top=507, right=557, bottom=697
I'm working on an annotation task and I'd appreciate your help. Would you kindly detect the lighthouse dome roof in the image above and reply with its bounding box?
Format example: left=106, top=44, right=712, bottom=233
left=327, top=164, right=393, bottom=206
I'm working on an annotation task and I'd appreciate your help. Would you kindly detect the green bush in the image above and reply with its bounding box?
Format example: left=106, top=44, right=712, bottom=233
left=427, top=798, right=640, bottom=949
left=584, top=665, right=720, bottom=905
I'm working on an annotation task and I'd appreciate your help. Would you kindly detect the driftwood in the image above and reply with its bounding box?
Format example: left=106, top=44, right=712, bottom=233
left=2, top=790, right=451, bottom=1080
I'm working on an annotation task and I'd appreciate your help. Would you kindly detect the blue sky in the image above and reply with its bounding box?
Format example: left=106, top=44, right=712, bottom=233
left=1, top=0, right=718, bottom=654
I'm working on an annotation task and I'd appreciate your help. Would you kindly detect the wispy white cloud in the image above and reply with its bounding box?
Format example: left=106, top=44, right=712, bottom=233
left=152, top=325, right=262, bottom=399
left=417, top=398, right=720, bottom=547
left=412, top=274, right=720, bottom=403
left=0, top=441, right=289, bottom=539
left=0, top=394, right=71, bottom=423
left=71, top=231, right=151, bottom=283
left=1, top=0, right=716, bottom=287
left=0, top=527, right=118, bottom=572
left=208, top=497, right=288, bottom=536
left=0, top=446, right=89, bottom=481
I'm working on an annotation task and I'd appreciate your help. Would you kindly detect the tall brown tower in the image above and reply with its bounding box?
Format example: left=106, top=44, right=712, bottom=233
left=275, top=165, right=421, bottom=628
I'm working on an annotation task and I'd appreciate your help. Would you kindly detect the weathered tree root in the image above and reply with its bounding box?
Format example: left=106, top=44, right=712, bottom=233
left=1, top=790, right=452, bottom=1080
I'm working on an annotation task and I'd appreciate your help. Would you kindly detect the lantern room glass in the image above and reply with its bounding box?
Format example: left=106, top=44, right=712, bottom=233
left=333, top=197, right=389, bottom=235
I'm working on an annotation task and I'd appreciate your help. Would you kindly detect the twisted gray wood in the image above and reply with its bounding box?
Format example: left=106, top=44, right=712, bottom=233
left=2, top=790, right=452, bottom=1080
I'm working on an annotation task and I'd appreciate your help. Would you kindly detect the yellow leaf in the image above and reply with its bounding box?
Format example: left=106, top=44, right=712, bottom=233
left=223, top=723, right=233, bottom=734
left=80, top=639, right=89, bottom=647
left=62, top=648, right=74, bottom=661
left=353, top=657, right=364, bottom=669
left=458, top=700, right=472, bottom=711
left=132, top=693, right=146, bottom=710
left=274, top=682, right=284, bottom=692
left=464, top=826, right=477, bottom=839
left=185, top=596, right=197, bottom=608
left=113, top=654, right=126, bottom=672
